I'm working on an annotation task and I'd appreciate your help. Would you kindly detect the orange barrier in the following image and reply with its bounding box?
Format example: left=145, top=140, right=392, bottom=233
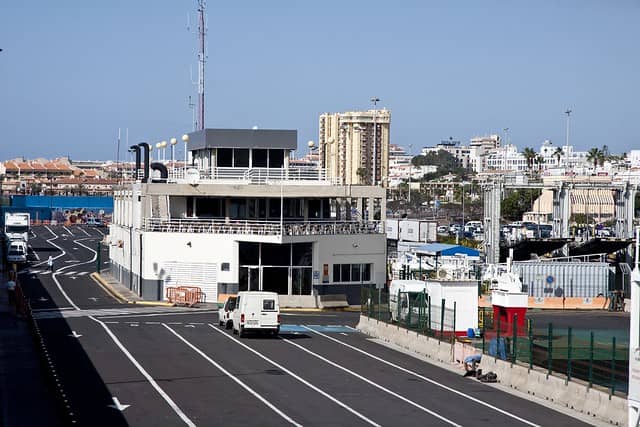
left=165, top=286, right=203, bottom=307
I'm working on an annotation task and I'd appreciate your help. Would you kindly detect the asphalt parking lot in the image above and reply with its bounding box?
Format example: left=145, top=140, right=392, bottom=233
left=2, top=225, right=595, bottom=426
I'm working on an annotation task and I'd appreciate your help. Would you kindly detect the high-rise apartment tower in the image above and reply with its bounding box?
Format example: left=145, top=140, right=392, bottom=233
left=319, top=110, right=391, bottom=187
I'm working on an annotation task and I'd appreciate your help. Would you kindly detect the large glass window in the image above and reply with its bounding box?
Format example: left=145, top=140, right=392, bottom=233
left=333, top=263, right=373, bottom=283
left=268, top=199, right=281, bottom=219
left=253, top=149, right=268, bottom=167
left=239, top=242, right=259, bottom=265
left=196, top=198, right=223, bottom=218
left=269, top=149, right=284, bottom=168
left=234, top=149, right=249, bottom=167
left=291, top=243, right=312, bottom=266
left=261, top=243, right=290, bottom=266
left=229, top=199, right=247, bottom=219
left=292, top=268, right=312, bottom=295
left=218, top=148, right=233, bottom=167
left=262, top=267, right=288, bottom=294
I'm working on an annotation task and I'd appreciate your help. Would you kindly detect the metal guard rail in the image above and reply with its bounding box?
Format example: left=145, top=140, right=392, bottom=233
left=142, top=218, right=383, bottom=236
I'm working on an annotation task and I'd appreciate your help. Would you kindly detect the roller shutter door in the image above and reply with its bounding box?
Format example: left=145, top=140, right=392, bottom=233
left=164, top=261, right=217, bottom=303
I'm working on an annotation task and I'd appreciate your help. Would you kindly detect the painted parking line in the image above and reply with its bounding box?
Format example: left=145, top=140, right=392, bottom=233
left=164, top=324, right=303, bottom=427
left=301, top=326, right=541, bottom=427
left=282, top=337, right=461, bottom=426
left=207, top=324, right=380, bottom=427
left=280, top=324, right=355, bottom=334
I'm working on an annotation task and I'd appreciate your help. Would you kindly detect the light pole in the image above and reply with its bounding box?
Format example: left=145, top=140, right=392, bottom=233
left=170, top=137, right=178, bottom=168
left=371, top=97, right=380, bottom=185
left=182, top=134, right=190, bottom=167
left=408, top=144, right=412, bottom=206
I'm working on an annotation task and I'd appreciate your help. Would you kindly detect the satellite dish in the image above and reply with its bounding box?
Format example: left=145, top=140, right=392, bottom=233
left=185, top=168, right=200, bottom=185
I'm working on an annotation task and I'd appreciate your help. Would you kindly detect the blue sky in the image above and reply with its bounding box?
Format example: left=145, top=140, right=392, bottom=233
left=1, top=0, right=639, bottom=161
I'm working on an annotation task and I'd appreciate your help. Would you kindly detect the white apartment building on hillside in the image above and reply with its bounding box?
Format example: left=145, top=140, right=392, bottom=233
left=318, top=110, right=391, bottom=187
left=109, top=129, right=387, bottom=305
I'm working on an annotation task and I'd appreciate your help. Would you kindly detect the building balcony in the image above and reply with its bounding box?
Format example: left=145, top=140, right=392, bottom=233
left=159, top=167, right=342, bottom=186
left=142, top=217, right=383, bottom=236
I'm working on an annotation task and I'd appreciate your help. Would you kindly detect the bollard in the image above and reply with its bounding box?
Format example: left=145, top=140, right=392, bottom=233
left=440, top=298, right=445, bottom=340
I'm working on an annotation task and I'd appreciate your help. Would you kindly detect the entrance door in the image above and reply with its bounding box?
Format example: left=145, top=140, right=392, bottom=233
left=239, top=267, right=260, bottom=291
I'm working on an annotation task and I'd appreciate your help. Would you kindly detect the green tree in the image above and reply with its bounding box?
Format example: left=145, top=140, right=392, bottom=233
left=356, top=167, right=369, bottom=184
left=501, top=189, right=542, bottom=221
left=553, top=147, right=563, bottom=165
left=522, top=147, right=537, bottom=172
left=586, top=148, right=602, bottom=169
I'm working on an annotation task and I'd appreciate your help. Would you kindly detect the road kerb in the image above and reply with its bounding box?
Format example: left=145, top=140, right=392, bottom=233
left=90, top=272, right=128, bottom=303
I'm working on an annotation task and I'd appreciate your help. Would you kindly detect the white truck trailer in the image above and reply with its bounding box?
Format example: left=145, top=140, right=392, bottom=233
left=4, top=212, right=30, bottom=242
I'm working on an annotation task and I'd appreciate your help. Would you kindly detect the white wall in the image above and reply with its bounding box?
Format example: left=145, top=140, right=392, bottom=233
left=314, top=233, right=387, bottom=286
left=425, top=280, right=478, bottom=331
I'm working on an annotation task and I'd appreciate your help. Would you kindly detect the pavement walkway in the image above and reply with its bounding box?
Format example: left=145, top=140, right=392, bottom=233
left=0, top=269, right=62, bottom=427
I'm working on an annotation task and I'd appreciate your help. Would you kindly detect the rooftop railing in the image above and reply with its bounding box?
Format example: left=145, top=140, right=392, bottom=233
left=162, top=167, right=342, bottom=185
left=142, top=217, right=383, bottom=236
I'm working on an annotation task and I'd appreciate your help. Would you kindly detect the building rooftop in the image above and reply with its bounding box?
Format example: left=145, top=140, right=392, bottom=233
left=187, top=128, right=297, bottom=151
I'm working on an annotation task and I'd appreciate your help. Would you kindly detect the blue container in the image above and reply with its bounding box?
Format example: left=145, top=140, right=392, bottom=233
left=467, top=328, right=475, bottom=338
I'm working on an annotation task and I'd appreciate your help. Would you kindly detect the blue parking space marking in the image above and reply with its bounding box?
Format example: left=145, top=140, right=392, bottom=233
left=280, top=324, right=355, bottom=333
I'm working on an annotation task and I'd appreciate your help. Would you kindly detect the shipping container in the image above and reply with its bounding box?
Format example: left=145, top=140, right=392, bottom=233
left=399, top=220, right=420, bottom=242
left=385, top=219, right=399, bottom=240
left=512, top=261, right=611, bottom=298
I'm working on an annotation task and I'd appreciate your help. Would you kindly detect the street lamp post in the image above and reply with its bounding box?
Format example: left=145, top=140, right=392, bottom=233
left=182, top=134, right=190, bottom=167
left=408, top=144, right=413, bottom=206
left=170, top=137, right=178, bottom=168
left=371, top=97, right=380, bottom=185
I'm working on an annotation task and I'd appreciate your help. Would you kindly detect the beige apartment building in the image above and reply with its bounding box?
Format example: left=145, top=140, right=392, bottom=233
left=318, top=109, right=391, bottom=187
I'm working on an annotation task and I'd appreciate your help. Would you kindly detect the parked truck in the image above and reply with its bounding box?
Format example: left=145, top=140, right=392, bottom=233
left=4, top=212, right=30, bottom=242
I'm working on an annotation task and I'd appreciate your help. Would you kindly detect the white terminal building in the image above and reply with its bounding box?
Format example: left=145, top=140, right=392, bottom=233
left=109, top=129, right=387, bottom=305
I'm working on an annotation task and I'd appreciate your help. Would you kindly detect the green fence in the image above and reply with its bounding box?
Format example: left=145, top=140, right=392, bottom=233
left=481, top=316, right=628, bottom=396
left=360, top=286, right=456, bottom=341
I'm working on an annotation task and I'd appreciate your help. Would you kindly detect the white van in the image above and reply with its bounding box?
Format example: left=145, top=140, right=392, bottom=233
left=388, top=279, right=427, bottom=323
left=6, top=239, right=27, bottom=264
left=231, top=291, right=281, bottom=337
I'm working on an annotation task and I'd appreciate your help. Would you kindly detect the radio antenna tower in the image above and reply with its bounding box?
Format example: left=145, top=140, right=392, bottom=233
left=196, top=0, right=206, bottom=130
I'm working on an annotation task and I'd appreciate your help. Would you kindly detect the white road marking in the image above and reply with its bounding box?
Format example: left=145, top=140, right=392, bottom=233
left=29, top=245, right=41, bottom=260
left=104, top=321, right=119, bottom=324
left=69, top=331, right=83, bottom=338
left=185, top=324, right=195, bottom=328
left=63, top=226, right=74, bottom=236
left=208, top=324, right=381, bottom=427
left=283, top=337, right=460, bottom=426
left=78, top=227, right=91, bottom=237
left=108, top=397, right=130, bottom=411
left=32, top=307, right=75, bottom=313
left=39, top=271, right=51, bottom=275
left=77, top=271, right=89, bottom=276
left=65, top=271, right=77, bottom=276
left=302, top=326, right=541, bottom=427
left=165, top=324, right=302, bottom=427
left=91, top=317, right=195, bottom=426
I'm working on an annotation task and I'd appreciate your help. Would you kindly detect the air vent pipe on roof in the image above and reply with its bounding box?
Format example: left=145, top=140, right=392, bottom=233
left=128, top=145, right=141, bottom=181
left=138, top=142, right=150, bottom=183
left=150, top=162, right=168, bottom=183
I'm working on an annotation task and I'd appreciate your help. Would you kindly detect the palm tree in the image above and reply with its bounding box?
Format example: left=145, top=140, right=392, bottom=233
left=522, top=147, right=537, bottom=172
left=586, top=148, right=602, bottom=169
left=553, top=147, right=564, bottom=166
left=535, top=154, right=544, bottom=173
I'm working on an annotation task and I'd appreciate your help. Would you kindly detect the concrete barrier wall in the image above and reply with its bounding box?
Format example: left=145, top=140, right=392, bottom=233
left=356, top=315, right=626, bottom=426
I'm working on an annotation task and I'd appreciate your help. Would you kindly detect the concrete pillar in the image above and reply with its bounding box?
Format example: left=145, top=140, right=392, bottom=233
left=380, top=196, right=387, bottom=222
left=367, top=197, right=374, bottom=222
left=357, top=197, right=363, bottom=221
left=303, top=198, right=308, bottom=221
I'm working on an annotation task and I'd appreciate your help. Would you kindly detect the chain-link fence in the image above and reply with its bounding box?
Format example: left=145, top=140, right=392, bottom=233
left=360, top=285, right=457, bottom=341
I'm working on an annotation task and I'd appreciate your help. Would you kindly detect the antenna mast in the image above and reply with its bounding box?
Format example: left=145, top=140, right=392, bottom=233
left=197, top=0, right=206, bottom=130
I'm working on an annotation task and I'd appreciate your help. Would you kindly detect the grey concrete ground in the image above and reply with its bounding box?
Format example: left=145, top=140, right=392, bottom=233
left=0, top=225, right=596, bottom=426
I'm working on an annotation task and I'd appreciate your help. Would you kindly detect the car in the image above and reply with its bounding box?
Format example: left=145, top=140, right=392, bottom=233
left=437, top=225, right=448, bottom=234
left=86, top=217, right=103, bottom=227
left=218, top=296, right=237, bottom=329
left=231, top=291, right=280, bottom=337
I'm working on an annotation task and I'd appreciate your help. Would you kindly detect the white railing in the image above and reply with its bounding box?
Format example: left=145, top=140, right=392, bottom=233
left=142, top=218, right=383, bottom=236
left=165, top=167, right=342, bottom=185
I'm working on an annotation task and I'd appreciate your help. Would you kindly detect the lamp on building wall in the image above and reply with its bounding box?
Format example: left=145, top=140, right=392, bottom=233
left=182, top=134, right=190, bottom=166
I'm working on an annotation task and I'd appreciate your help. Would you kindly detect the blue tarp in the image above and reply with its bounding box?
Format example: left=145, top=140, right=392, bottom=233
left=413, top=243, right=479, bottom=257
left=10, top=195, right=113, bottom=210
